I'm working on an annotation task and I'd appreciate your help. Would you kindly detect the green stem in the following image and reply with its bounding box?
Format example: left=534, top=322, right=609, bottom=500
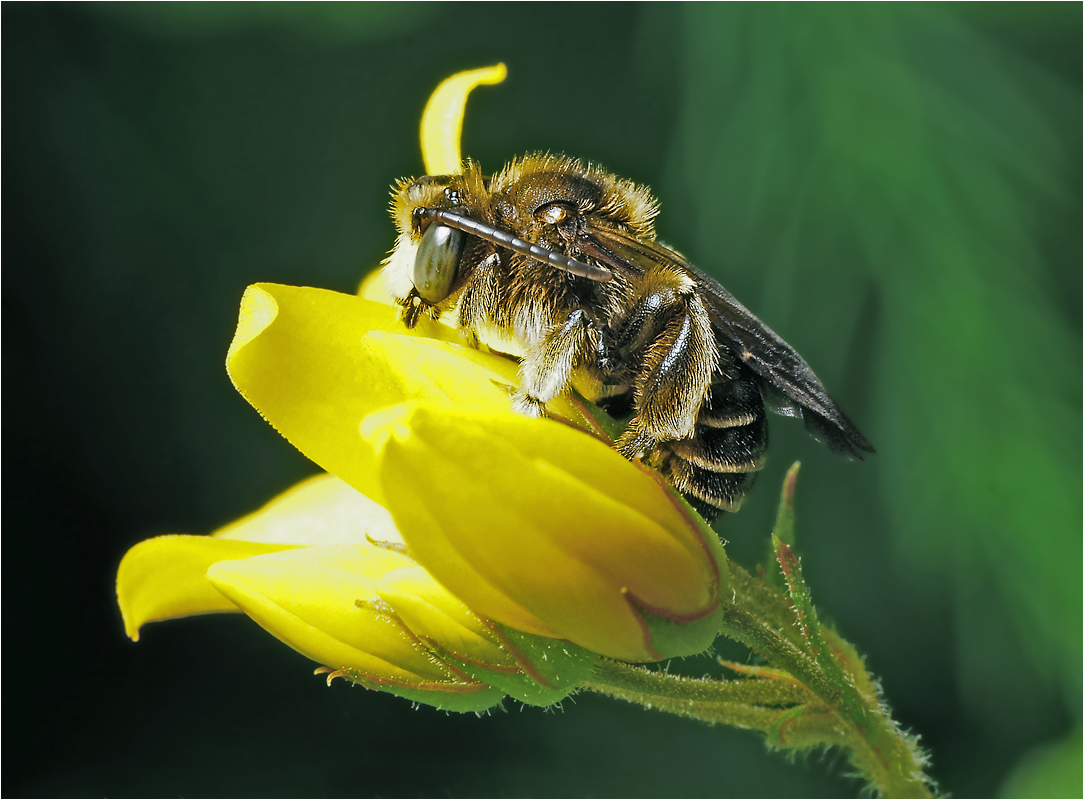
left=586, top=658, right=816, bottom=731
left=582, top=565, right=935, bottom=798
left=580, top=462, right=935, bottom=796
left=720, top=595, right=933, bottom=797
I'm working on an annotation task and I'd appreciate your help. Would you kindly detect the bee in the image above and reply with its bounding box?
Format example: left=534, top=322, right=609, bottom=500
left=383, top=154, right=873, bottom=522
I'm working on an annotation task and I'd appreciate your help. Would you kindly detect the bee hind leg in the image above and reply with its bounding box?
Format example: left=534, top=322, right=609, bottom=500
left=615, top=288, right=718, bottom=460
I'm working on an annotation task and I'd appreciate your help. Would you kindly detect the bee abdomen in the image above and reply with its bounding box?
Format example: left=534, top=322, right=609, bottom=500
left=658, top=372, right=767, bottom=522
left=669, top=426, right=767, bottom=473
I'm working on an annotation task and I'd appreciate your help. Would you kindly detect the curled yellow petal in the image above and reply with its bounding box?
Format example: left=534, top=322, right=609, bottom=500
left=117, top=535, right=296, bottom=641
left=420, top=63, right=506, bottom=175
left=226, top=284, right=434, bottom=501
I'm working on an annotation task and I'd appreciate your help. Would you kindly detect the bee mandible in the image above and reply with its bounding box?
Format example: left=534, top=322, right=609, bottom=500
left=382, top=154, right=873, bottom=522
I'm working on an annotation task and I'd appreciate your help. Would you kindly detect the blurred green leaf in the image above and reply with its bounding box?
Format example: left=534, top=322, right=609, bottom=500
left=98, top=2, right=432, bottom=41
left=999, top=729, right=1083, bottom=798
left=663, top=3, right=1081, bottom=714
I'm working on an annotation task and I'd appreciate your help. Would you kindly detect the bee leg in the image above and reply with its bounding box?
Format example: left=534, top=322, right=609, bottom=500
left=456, top=252, right=502, bottom=349
left=616, top=289, right=718, bottom=459
left=512, top=309, right=597, bottom=418
left=398, top=288, right=437, bottom=329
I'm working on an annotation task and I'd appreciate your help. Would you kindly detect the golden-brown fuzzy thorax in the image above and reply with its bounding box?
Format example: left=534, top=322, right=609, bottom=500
left=488, top=153, right=659, bottom=240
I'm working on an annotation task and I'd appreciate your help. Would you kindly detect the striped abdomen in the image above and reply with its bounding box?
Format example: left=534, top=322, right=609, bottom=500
left=656, top=366, right=767, bottom=523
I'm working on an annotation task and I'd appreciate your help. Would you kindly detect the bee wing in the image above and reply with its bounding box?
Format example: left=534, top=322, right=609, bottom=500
left=581, top=226, right=875, bottom=460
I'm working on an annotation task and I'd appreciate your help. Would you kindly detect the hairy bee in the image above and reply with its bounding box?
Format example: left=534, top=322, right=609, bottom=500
left=383, top=154, right=873, bottom=522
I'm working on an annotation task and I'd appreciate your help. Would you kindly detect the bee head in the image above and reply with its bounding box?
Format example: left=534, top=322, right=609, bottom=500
left=383, top=169, right=481, bottom=308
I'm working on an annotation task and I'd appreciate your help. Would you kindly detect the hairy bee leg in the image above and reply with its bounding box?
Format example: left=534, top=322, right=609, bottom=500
left=512, top=309, right=597, bottom=418
left=455, top=252, right=502, bottom=347
left=399, top=288, right=436, bottom=329
left=616, top=288, right=718, bottom=459
left=611, top=288, right=680, bottom=356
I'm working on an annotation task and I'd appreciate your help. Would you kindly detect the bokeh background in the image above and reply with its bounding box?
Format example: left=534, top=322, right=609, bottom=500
left=6, top=4, right=1080, bottom=797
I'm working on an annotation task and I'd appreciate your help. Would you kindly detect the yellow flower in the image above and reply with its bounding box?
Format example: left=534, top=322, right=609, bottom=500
left=117, top=473, right=594, bottom=711
left=224, top=281, right=728, bottom=662
left=116, top=65, right=730, bottom=709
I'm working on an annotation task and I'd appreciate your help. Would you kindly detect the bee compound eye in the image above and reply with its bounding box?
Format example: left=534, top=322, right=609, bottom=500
left=537, top=202, right=571, bottom=225
left=413, top=223, right=465, bottom=303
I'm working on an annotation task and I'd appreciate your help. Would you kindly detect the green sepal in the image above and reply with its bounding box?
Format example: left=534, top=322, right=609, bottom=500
left=764, top=462, right=800, bottom=591
left=417, top=622, right=601, bottom=707
left=637, top=599, right=728, bottom=662
left=771, top=526, right=881, bottom=732
left=329, top=668, right=507, bottom=713
left=772, top=532, right=822, bottom=650
left=765, top=703, right=848, bottom=751
left=821, top=626, right=880, bottom=705
left=566, top=392, right=630, bottom=444
left=434, top=625, right=598, bottom=706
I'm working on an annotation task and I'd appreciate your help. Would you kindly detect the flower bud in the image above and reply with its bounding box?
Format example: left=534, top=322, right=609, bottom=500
left=363, top=402, right=729, bottom=663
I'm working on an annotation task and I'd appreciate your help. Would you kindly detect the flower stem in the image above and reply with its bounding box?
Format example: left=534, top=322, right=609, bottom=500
left=721, top=568, right=934, bottom=798
left=582, top=462, right=937, bottom=798
left=585, top=633, right=933, bottom=797
left=586, top=657, right=816, bottom=731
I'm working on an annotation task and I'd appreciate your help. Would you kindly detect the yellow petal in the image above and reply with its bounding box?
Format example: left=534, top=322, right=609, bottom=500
left=206, top=544, right=462, bottom=688
left=215, top=472, right=401, bottom=547
left=367, top=403, right=726, bottom=662
left=227, top=284, right=590, bottom=504
left=420, top=64, right=507, bottom=175
left=357, top=266, right=393, bottom=302
left=360, top=331, right=590, bottom=427
left=117, top=535, right=297, bottom=641
left=226, top=284, right=454, bottom=500
left=117, top=472, right=407, bottom=640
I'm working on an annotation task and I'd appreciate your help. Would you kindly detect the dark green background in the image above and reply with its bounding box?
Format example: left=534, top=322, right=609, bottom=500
left=5, top=3, right=1080, bottom=797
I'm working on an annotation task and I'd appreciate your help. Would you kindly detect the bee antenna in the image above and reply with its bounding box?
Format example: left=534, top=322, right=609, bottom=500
left=423, top=208, right=612, bottom=282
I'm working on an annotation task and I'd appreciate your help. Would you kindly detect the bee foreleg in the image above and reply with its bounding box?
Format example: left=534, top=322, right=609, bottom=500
left=455, top=252, right=502, bottom=348
left=512, top=309, right=598, bottom=418
left=399, top=288, right=438, bottom=329
left=616, top=289, right=718, bottom=459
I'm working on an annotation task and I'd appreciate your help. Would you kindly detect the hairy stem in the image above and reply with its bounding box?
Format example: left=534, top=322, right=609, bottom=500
left=586, top=658, right=816, bottom=730
left=720, top=591, right=933, bottom=797
left=582, top=565, right=935, bottom=798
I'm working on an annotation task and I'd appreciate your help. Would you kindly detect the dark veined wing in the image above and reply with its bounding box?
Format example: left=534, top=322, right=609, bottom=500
left=578, top=224, right=875, bottom=460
